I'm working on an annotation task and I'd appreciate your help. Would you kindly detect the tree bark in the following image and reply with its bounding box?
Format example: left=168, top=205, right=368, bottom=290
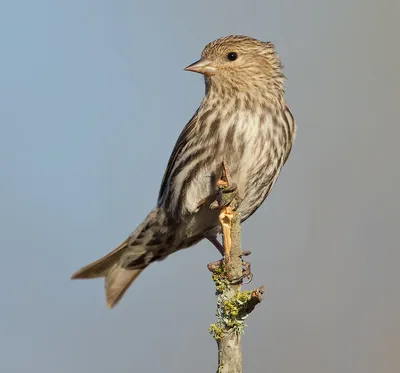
left=208, top=184, right=264, bottom=373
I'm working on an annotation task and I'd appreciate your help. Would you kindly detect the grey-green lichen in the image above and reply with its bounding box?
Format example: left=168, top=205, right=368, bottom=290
left=210, top=268, right=253, bottom=340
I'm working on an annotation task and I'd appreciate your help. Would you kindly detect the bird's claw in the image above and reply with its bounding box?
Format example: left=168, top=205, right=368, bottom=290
left=228, top=261, right=253, bottom=285
left=207, top=259, right=224, bottom=272
left=207, top=253, right=253, bottom=285
left=209, top=186, right=241, bottom=211
left=198, top=160, right=240, bottom=212
left=197, top=183, right=240, bottom=211
left=217, top=181, right=238, bottom=194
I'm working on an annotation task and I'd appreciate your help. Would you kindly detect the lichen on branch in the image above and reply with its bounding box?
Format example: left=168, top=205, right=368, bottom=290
left=209, top=262, right=264, bottom=341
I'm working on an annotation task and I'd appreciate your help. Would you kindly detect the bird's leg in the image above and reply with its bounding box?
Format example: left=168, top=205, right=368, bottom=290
left=206, top=233, right=229, bottom=269
left=206, top=235, right=225, bottom=271
left=207, top=236, right=225, bottom=256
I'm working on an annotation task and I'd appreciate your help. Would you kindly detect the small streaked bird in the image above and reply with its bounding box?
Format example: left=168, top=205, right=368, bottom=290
left=71, top=35, right=296, bottom=308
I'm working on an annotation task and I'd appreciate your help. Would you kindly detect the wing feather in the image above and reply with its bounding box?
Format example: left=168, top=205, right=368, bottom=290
left=157, top=110, right=199, bottom=203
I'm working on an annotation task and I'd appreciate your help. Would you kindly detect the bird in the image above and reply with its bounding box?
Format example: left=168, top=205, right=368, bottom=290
left=71, top=35, right=296, bottom=308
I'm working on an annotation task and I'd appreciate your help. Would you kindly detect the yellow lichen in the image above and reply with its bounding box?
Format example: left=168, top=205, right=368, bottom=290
left=222, top=290, right=252, bottom=327
left=209, top=323, right=225, bottom=341
left=211, top=264, right=229, bottom=294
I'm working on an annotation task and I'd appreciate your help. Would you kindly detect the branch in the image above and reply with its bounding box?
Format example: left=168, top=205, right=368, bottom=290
left=208, top=182, right=264, bottom=373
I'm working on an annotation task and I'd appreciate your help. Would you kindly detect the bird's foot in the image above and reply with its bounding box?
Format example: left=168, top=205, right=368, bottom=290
left=207, top=251, right=253, bottom=285
left=197, top=160, right=241, bottom=211
left=228, top=261, right=253, bottom=285
left=209, top=183, right=241, bottom=210
left=198, top=182, right=240, bottom=210
left=207, top=258, right=224, bottom=272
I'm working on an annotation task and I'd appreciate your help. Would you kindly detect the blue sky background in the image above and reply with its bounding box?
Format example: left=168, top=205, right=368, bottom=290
left=1, top=1, right=399, bottom=372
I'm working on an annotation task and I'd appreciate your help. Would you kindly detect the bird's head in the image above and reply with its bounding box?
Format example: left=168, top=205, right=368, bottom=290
left=184, top=35, right=285, bottom=95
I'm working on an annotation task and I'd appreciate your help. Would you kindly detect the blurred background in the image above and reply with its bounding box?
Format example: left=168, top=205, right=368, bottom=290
left=1, top=0, right=399, bottom=372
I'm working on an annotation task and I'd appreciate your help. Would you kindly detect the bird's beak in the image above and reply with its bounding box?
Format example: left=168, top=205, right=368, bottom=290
left=184, top=58, right=217, bottom=77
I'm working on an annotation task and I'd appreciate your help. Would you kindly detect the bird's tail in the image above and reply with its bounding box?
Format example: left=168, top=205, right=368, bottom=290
left=71, top=208, right=164, bottom=308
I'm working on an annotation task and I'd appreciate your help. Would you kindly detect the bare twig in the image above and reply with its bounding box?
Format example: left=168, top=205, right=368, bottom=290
left=208, top=177, right=264, bottom=373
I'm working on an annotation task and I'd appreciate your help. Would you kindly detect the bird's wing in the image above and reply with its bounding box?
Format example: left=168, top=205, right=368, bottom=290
left=282, top=105, right=296, bottom=166
left=157, top=109, right=199, bottom=203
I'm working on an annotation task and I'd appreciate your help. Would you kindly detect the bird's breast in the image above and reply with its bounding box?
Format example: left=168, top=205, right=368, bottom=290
left=182, top=109, right=284, bottom=217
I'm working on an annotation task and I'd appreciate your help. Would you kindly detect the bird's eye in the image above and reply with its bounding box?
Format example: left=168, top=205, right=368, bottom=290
left=227, top=52, right=238, bottom=61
